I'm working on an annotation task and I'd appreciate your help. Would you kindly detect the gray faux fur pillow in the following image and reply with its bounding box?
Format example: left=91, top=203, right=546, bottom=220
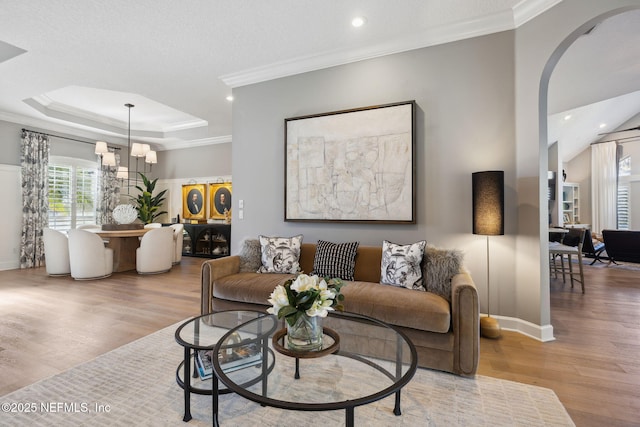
left=423, top=245, right=464, bottom=303
left=238, top=238, right=262, bottom=272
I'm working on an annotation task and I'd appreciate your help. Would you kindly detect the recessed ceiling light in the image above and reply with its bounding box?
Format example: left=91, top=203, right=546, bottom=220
left=351, top=16, right=366, bottom=28
left=226, top=95, right=234, bottom=102
left=599, top=123, right=607, bottom=129
left=564, top=114, right=572, bottom=121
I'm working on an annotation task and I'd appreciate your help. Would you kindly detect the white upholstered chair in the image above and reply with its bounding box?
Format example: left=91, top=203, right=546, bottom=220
left=67, top=229, right=114, bottom=280
left=169, top=224, right=184, bottom=264
left=42, top=228, right=71, bottom=276
left=136, top=227, right=173, bottom=274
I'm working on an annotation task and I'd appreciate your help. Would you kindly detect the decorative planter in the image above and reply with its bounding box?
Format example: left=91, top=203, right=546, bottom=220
left=286, top=314, right=323, bottom=351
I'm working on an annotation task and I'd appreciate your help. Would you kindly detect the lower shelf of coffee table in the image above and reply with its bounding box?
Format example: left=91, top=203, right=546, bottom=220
left=176, top=349, right=275, bottom=395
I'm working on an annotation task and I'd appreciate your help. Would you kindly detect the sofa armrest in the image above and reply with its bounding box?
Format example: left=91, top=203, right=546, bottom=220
left=201, top=255, right=241, bottom=315
left=450, top=272, right=479, bottom=376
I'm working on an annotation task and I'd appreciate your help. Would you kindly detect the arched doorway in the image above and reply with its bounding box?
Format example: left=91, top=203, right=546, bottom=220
left=539, top=7, right=640, bottom=320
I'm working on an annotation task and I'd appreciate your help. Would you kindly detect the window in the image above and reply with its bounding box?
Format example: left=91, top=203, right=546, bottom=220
left=617, top=185, right=630, bottom=230
left=617, top=155, right=631, bottom=230
left=48, top=156, right=98, bottom=231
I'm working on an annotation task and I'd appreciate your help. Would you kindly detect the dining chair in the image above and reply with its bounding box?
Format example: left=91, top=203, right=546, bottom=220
left=549, top=228, right=586, bottom=293
left=169, top=223, right=184, bottom=264
left=68, top=229, right=114, bottom=280
left=136, top=227, right=174, bottom=274
left=42, top=228, right=71, bottom=276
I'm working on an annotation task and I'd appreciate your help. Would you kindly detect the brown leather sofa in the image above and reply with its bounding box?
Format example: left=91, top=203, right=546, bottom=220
left=201, top=242, right=479, bottom=377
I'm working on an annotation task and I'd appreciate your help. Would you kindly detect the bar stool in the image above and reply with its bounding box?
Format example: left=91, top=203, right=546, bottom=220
left=549, top=228, right=586, bottom=293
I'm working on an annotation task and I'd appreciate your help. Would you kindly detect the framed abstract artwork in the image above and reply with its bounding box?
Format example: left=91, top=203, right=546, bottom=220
left=284, top=100, right=416, bottom=223
left=182, top=184, right=206, bottom=220
left=209, top=182, right=232, bottom=220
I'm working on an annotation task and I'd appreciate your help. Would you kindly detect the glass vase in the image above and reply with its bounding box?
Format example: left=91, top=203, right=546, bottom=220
left=286, top=313, right=323, bottom=351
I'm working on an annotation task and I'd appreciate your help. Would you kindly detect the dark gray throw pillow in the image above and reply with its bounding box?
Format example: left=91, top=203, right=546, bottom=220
left=312, top=240, right=359, bottom=280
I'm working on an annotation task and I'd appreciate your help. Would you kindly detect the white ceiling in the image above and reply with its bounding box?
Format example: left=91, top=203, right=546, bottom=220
left=0, top=0, right=638, bottom=157
left=548, top=9, right=640, bottom=162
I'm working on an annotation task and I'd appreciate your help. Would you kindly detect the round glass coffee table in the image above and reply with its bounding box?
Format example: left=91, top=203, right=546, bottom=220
left=211, top=311, right=417, bottom=427
left=174, top=310, right=277, bottom=422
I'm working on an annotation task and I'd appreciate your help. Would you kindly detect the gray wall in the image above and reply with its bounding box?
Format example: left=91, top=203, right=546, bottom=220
left=154, top=143, right=231, bottom=180
left=0, top=120, right=22, bottom=165
left=232, top=0, right=640, bottom=334
left=0, top=119, right=104, bottom=165
left=231, top=31, right=517, bottom=322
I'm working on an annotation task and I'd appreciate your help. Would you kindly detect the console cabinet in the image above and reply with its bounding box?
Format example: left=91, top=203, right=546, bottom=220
left=182, top=224, right=230, bottom=258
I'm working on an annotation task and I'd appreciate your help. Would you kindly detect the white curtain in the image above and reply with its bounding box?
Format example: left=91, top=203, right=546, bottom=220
left=591, top=141, right=618, bottom=235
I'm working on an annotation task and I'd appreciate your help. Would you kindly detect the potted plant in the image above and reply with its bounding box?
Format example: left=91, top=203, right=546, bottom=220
left=132, top=172, right=168, bottom=224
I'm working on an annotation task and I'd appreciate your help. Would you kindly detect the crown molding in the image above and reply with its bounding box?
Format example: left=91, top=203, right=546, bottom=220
left=0, top=110, right=128, bottom=145
left=159, top=135, right=232, bottom=151
left=513, top=0, right=563, bottom=27
left=221, top=0, right=560, bottom=88
left=24, top=95, right=208, bottom=137
left=0, top=109, right=227, bottom=151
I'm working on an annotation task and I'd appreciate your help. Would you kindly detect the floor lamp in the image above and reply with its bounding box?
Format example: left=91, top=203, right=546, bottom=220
left=472, top=171, right=504, bottom=339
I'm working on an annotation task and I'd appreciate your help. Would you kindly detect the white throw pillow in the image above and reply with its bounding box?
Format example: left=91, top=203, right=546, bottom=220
left=380, top=240, right=427, bottom=290
left=257, top=235, right=303, bottom=274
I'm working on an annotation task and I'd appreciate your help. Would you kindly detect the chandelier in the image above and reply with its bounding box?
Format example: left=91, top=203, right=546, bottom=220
left=94, top=103, right=158, bottom=192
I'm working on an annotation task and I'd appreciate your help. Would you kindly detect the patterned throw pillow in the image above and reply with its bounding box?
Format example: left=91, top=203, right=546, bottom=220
left=380, top=240, right=427, bottom=290
left=257, top=235, right=303, bottom=274
left=312, top=240, right=359, bottom=280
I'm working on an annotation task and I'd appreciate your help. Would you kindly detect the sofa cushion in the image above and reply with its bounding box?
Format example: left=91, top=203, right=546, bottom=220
left=257, top=235, right=303, bottom=274
left=423, top=245, right=464, bottom=303
left=341, top=281, right=451, bottom=333
left=212, top=272, right=451, bottom=334
left=380, top=240, right=426, bottom=290
left=312, top=240, right=359, bottom=280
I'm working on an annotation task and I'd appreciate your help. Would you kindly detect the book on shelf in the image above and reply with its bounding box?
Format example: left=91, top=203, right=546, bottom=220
left=195, top=341, right=262, bottom=380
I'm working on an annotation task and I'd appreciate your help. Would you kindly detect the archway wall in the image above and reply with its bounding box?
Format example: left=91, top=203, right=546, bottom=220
left=514, top=0, right=640, bottom=329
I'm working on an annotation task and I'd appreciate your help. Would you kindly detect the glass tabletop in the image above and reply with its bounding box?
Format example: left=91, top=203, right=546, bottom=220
left=212, top=311, right=417, bottom=411
left=175, top=310, right=275, bottom=350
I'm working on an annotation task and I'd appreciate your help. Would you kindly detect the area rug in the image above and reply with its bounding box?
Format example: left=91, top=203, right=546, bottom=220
left=578, top=253, right=640, bottom=271
left=1, top=321, right=574, bottom=426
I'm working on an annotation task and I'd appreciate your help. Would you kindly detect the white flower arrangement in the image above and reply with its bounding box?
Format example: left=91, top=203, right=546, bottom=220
left=267, top=273, right=345, bottom=326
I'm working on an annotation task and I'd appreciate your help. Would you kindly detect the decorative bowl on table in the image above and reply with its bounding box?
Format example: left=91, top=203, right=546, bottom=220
left=112, top=204, right=138, bottom=224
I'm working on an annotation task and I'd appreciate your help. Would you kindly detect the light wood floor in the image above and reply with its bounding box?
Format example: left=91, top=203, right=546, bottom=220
left=1, top=256, right=638, bottom=426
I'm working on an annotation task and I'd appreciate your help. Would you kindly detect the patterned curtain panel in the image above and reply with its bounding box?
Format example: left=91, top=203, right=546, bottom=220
left=96, top=153, right=122, bottom=225
left=20, top=130, right=49, bottom=269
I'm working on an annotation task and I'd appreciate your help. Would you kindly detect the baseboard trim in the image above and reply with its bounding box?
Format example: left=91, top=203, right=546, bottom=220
left=0, top=260, right=20, bottom=271
left=482, top=314, right=555, bottom=342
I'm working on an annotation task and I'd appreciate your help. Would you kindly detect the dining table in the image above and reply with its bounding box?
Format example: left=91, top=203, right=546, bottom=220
left=88, top=228, right=151, bottom=272
left=549, top=227, right=569, bottom=243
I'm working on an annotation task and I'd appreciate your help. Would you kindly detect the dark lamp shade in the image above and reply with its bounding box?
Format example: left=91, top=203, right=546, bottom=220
left=472, top=171, right=504, bottom=236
